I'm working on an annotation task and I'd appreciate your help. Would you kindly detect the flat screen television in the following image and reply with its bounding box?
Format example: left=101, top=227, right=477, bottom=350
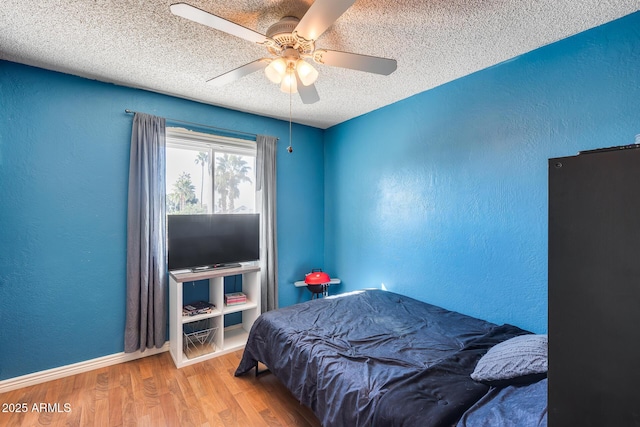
left=167, top=214, right=260, bottom=271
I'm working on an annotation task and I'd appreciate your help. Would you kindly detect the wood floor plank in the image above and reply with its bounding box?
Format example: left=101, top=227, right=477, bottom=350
left=158, top=391, right=181, bottom=426
left=94, top=397, right=110, bottom=427
left=108, top=382, right=124, bottom=427
left=235, top=391, right=281, bottom=427
left=95, top=371, right=109, bottom=401
left=0, top=351, right=319, bottom=427
left=259, top=408, right=283, bottom=427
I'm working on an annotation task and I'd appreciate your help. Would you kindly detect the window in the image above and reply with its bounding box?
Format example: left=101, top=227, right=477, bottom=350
left=165, top=127, right=257, bottom=214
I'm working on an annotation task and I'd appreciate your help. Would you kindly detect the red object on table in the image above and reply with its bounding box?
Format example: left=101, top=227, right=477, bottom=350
left=305, top=269, right=331, bottom=285
left=305, top=269, right=331, bottom=299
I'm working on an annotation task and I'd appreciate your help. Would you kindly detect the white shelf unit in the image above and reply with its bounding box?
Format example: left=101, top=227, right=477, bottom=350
left=169, top=263, right=261, bottom=368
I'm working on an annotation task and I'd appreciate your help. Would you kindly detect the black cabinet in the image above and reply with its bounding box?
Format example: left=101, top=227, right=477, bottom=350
left=549, top=147, right=640, bottom=426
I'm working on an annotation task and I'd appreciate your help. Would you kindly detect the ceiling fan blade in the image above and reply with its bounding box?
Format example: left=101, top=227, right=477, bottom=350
left=295, top=73, right=320, bottom=104
left=313, top=49, right=397, bottom=75
left=294, top=0, right=356, bottom=41
left=170, top=3, right=267, bottom=44
left=207, top=59, right=270, bottom=87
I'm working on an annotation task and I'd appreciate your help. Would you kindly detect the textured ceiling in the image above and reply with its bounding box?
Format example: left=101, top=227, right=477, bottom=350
left=1, top=0, right=639, bottom=128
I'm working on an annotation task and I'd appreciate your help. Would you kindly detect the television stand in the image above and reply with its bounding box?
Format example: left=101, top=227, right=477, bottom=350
left=168, top=263, right=261, bottom=368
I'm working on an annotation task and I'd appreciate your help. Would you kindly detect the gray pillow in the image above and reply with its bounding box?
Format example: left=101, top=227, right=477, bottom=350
left=471, top=334, right=548, bottom=386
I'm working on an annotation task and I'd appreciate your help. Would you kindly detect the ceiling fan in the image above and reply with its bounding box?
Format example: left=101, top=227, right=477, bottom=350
left=170, top=0, right=397, bottom=104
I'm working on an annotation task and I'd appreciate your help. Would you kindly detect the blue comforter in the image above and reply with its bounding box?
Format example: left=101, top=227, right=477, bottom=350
left=457, top=379, right=547, bottom=427
left=236, top=290, right=528, bottom=426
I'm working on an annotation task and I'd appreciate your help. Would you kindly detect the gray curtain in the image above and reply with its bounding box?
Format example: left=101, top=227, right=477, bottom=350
left=256, top=135, right=278, bottom=312
left=124, top=113, right=167, bottom=352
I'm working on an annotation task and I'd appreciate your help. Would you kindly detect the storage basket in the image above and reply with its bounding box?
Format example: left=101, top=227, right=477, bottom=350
left=183, top=320, right=218, bottom=359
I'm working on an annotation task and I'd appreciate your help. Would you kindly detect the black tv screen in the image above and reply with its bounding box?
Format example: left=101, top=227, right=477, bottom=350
left=167, top=214, right=260, bottom=271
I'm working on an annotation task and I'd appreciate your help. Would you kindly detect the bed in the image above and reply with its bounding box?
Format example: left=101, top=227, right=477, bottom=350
left=235, top=289, right=547, bottom=426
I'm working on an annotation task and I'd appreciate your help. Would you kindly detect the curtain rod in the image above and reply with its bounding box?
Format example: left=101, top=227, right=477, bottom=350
left=124, top=109, right=267, bottom=140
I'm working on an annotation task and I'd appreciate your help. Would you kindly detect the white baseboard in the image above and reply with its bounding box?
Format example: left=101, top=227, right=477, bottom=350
left=0, top=342, right=170, bottom=394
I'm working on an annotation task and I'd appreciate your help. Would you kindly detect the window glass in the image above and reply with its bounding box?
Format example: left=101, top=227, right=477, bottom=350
left=166, top=127, right=256, bottom=214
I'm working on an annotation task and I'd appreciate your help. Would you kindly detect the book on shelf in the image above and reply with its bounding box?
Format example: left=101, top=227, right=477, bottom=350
left=183, top=300, right=215, bottom=316
left=225, top=292, right=247, bottom=305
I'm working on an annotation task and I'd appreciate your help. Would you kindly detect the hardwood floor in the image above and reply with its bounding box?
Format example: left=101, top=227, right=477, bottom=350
left=0, top=350, right=321, bottom=427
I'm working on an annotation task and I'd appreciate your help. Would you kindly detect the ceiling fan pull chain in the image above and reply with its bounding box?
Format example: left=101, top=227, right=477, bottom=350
left=288, top=85, right=293, bottom=153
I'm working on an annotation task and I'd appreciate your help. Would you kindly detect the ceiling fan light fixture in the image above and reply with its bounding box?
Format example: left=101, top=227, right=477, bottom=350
left=172, top=1, right=398, bottom=108
left=265, top=58, right=287, bottom=83
left=280, top=69, right=298, bottom=94
left=296, top=59, right=318, bottom=86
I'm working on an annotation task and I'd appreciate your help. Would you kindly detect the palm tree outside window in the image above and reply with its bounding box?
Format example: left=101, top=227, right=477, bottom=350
left=194, top=151, right=209, bottom=208
left=214, top=153, right=253, bottom=213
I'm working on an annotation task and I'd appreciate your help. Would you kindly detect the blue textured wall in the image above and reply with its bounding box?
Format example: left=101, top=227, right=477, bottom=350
left=324, top=12, right=640, bottom=334
left=0, top=61, right=324, bottom=380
